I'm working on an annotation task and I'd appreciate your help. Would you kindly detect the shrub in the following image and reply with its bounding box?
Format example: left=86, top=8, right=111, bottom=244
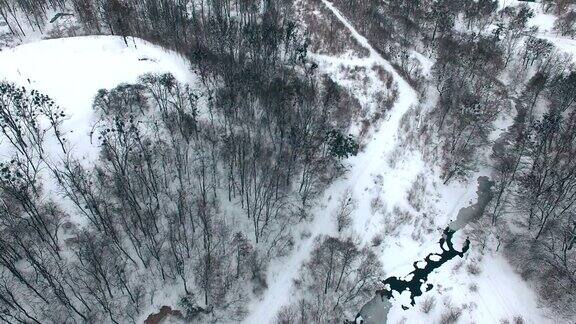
left=407, top=173, right=426, bottom=211
left=439, top=305, right=462, bottom=324
left=276, top=305, right=297, bottom=324
left=327, top=130, right=359, bottom=159
left=178, top=294, right=210, bottom=321
left=452, top=260, right=464, bottom=272
left=420, top=296, right=436, bottom=314
left=370, top=195, right=385, bottom=214
left=466, top=261, right=482, bottom=276
left=284, top=237, right=383, bottom=322
left=335, top=190, right=355, bottom=232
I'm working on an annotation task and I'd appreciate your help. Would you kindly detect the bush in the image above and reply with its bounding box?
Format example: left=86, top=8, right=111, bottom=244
left=466, top=261, right=482, bottom=276
left=407, top=173, right=426, bottom=211
left=283, top=236, right=383, bottom=322
left=411, top=227, right=423, bottom=242
left=370, top=195, right=385, bottom=215
left=178, top=294, right=210, bottom=322
left=335, top=190, right=355, bottom=232
left=469, top=283, right=479, bottom=293
left=384, top=206, right=414, bottom=235
left=250, top=255, right=268, bottom=295
left=439, top=305, right=462, bottom=324
left=420, top=296, right=436, bottom=314
left=371, top=234, right=383, bottom=247
left=327, top=130, right=359, bottom=159
left=513, top=315, right=525, bottom=324
left=452, top=260, right=464, bottom=272
left=276, top=305, right=297, bottom=324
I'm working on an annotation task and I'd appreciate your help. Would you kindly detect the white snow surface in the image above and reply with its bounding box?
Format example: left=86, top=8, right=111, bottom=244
left=497, top=0, right=558, bottom=32
left=498, top=0, right=576, bottom=60
left=0, top=5, right=565, bottom=324
left=0, top=36, right=195, bottom=164
left=244, top=1, right=418, bottom=321
left=247, top=1, right=558, bottom=323
left=543, top=35, right=576, bottom=62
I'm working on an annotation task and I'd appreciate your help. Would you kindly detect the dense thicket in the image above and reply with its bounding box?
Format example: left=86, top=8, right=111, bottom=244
left=494, top=60, right=576, bottom=316
left=2, top=0, right=305, bottom=71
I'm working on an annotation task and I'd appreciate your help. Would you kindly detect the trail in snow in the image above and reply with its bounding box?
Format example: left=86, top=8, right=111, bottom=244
left=243, top=1, right=419, bottom=322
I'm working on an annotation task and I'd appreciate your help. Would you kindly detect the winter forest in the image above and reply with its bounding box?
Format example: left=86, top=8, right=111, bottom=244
left=0, top=0, right=575, bottom=323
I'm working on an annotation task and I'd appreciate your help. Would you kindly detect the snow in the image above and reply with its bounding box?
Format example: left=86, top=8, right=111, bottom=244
left=469, top=254, right=549, bottom=322
left=247, top=1, right=559, bottom=323
left=410, top=50, right=434, bottom=77
left=0, top=3, right=565, bottom=323
left=0, top=36, right=196, bottom=164
left=245, top=1, right=419, bottom=322
left=500, top=0, right=558, bottom=33
left=542, top=35, right=576, bottom=62
left=498, top=0, right=564, bottom=44
left=309, top=53, right=392, bottom=114
left=0, top=7, right=80, bottom=48
left=503, top=0, right=576, bottom=69
left=0, top=35, right=196, bottom=229
left=530, top=12, right=558, bottom=33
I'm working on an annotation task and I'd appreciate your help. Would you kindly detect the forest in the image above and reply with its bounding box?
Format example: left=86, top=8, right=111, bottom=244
left=0, top=0, right=372, bottom=322
left=1, top=0, right=576, bottom=323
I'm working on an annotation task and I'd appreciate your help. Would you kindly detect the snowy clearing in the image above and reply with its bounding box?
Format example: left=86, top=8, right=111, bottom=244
left=0, top=36, right=195, bottom=163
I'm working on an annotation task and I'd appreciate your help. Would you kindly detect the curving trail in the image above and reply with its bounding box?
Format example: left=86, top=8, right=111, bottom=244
left=243, top=1, right=419, bottom=322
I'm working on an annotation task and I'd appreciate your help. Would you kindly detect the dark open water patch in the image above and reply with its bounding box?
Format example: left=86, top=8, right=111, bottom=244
left=378, top=227, right=470, bottom=309
left=353, top=177, right=494, bottom=323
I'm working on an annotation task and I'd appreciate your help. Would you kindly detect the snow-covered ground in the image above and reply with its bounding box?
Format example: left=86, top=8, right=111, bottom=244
left=0, top=36, right=195, bottom=164
left=544, top=35, right=576, bottom=61
left=244, top=0, right=419, bottom=321
left=0, top=2, right=567, bottom=323
left=498, top=0, right=576, bottom=62
left=247, top=1, right=559, bottom=323
left=0, top=8, right=80, bottom=48
left=497, top=0, right=557, bottom=33
left=0, top=35, right=197, bottom=231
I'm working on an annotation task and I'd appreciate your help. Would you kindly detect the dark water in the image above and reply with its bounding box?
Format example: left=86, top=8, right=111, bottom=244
left=354, top=177, right=494, bottom=324
left=448, top=176, right=494, bottom=232
left=378, top=227, right=470, bottom=309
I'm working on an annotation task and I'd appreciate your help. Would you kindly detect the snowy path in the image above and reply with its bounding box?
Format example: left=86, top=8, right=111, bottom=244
left=243, top=1, right=418, bottom=322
